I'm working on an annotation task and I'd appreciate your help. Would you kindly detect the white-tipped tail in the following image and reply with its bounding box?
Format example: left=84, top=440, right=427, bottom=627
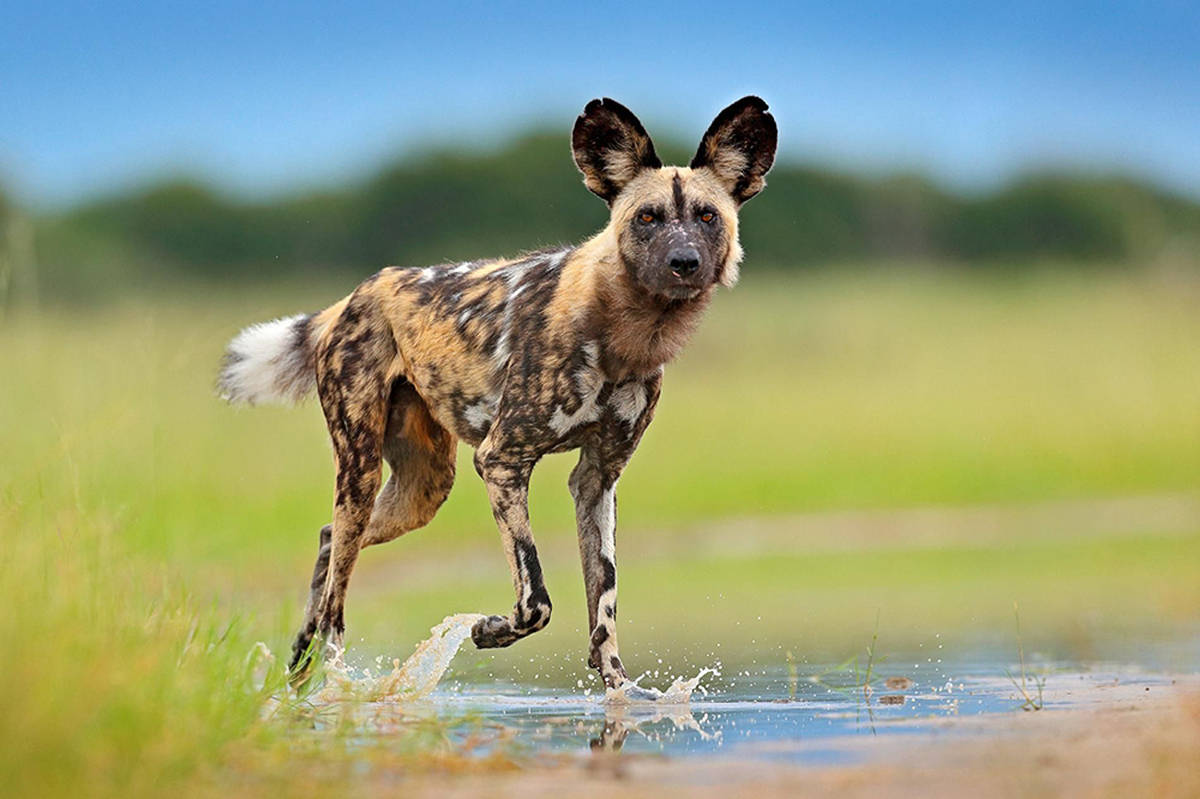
left=218, top=314, right=315, bottom=405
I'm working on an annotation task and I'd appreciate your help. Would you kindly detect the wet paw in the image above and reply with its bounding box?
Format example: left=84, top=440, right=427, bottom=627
left=471, top=615, right=516, bottom=648
left=597, top=652, right=629, bottom=689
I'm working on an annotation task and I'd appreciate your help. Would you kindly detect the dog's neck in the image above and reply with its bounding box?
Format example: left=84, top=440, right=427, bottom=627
left=568, top=227, right=715, bottom=380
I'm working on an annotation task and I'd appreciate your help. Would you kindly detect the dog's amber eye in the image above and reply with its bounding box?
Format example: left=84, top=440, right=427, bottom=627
left=639, top=212, right=656, bottom=224
left=699, top=211, right=715, bottom=224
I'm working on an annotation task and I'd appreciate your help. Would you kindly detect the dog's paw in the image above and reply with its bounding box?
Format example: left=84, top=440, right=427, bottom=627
left=471, top=614, right=515, bottom=648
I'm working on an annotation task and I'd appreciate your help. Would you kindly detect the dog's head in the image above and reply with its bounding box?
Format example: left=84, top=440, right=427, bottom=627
left=572, top=96, right=776, bottom=300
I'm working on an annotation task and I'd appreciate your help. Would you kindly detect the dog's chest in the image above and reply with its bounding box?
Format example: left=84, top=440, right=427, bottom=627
left=447, top=346, right=652, bottom=453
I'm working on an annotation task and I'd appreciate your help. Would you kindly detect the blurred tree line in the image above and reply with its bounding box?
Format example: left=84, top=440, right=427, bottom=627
left=13, top=131, right=1200, bottom=302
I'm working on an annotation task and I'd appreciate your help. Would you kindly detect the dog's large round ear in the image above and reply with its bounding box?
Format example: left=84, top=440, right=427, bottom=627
left=691, top=96, right=777, bottom=205
left=572, top=98, right=662, bottom=205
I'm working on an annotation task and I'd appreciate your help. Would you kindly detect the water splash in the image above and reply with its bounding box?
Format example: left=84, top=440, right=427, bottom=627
left=605, top=667, right=718, bottom=705
left=257, top=614, right=717, bottom=708
left=316, top=613, right=485, bottom=702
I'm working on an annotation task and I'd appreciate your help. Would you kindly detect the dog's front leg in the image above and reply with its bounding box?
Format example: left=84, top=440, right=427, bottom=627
left=471, top=443, right=552, bottom=648
left=569, top=449, right=628, bottom=688
left=571, top=375, right=662, bottom=689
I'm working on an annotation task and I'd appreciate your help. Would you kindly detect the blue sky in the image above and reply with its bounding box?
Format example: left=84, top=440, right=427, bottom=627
left=2, top=1, right=1198, bottom=207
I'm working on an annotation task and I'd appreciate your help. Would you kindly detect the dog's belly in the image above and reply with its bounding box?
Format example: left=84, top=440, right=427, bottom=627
left=402, top=355, right=501, bottom=447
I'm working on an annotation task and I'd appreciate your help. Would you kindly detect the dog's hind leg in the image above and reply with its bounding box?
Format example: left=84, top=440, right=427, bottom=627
left=289, top=298, right=393, bottom=676
left=290, top=381, right=455, bottom=675
left=361, top=380, right=457, bottom=548
left=296, top=523, right=333, bottom=657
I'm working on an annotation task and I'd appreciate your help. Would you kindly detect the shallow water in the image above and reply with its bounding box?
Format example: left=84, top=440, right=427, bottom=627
left=296, top=615, right=1197, bottom=765
left=428, top=666, right=1186, bottom=762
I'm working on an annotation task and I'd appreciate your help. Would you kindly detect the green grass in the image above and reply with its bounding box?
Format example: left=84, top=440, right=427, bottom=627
left=1, top=265, right=1199, bottom=796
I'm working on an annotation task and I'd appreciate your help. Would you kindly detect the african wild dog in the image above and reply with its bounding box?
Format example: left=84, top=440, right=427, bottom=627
left=218, top=96, right=777, bottom=690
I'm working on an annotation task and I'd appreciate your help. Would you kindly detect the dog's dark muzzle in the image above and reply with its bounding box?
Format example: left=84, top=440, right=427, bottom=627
left=641, top=229, right=714, bottom=300
left=668, top=246, right=701, bottom=278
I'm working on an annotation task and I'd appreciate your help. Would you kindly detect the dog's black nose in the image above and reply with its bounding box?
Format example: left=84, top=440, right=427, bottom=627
left=668, top=247, right=701, bottom=277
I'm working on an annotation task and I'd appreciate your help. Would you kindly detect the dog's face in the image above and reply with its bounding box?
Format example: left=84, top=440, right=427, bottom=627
left=572, top=97, right=777, bottom=299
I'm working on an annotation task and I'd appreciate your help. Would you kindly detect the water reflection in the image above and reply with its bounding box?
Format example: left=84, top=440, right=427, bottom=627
left=588, top=704, right=717, bottom=752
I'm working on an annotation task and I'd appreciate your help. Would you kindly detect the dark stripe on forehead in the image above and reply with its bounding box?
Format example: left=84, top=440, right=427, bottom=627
left=672, top=170, right=685, bottom=217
